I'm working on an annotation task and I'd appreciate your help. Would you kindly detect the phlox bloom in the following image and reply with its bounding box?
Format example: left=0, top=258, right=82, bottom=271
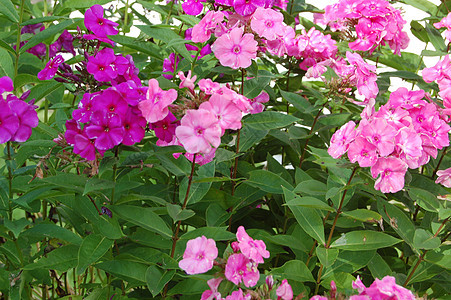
left=328, top=121, right=356, bottom=158
left=138, top=79, right=177, bottom=123
left=212, top=27, right=258, bottom=69
left=371, top=157, right=408, bottom=193
left=179, top=236, right=218, bottom=275
left=276, top=279, right=293, bottom=300
left=0, top=101, right=19, bottom=144
left=85, top=111, right=124, bottom=151
left=224, top=253, right=259, bottom=287
left=436, top=168, right=451, bottom=188
left=250, top=7, right=284, bottom=41
left=84, top=5, right=118, bottom=38
left=199, top=94, right=242, bottom=134
left=236, top=226, right=269, bottom=264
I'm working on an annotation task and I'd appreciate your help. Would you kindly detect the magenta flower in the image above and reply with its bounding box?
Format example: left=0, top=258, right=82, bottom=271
left=436, top=168, right=451, bottom=188
left=151, top=112, right=179, bottom=143
left=236, top=226, right=269, bottom=264
left=84, top=5, right=119, bottom=38
left=249, top=91, right=269, bottom=114
left=87, top=48, right=117, bottom=82
left=328, top=121, right=356, bottom=159
left=0, top=76, right=14, bottom=94
left=276, top=279, right=293, bottom=300
left=250, top=8, right=284, bottom=41
left=347, top=136, right=378, bottom=167
left=163, top=53, right=180, bottom=79
left=65, top=119, right=82, bottom=146
left=233, top=0, right=266, bottom=16
left=371, top=156, right=408, bottom=193
left=72, top=93, right=97, bottom=123
left=8, top=99, right=39, bottom=142
left=85, top=111, right=124, bottom=151
left=178, top=236, right=218, bottom=275
left=199, top=94, right=242, bottom=134
left=73, top=131, right=98, bottom=161
left=92, top=88, right=128, bottom=116
left=360, top=119, right=396, bottom=157
left=0, top=101, right=19, bottom=144
left=38, top=55, right=64, bottom=80
left=224, top=253, right=259, bottom=287
left=175, top=109, right=222, bottom=154
left=122, top=108, right=146, bottom=146
left=182, top=0, right=206, bottom=15
left=211, top=27, right=258, bottom=69
left=225, top=289, right=251, bottom=300
left=138, top=79, right=177, bottom=123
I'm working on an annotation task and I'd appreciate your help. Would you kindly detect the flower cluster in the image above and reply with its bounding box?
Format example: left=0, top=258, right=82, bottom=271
left=422, top=55, right=451, bottom=110
left=316, top=0, right=409, bottom=55
left=434, top=12, right=451, bottom=43
left=328, top=87, right=450, bottom=193
left=179, top=226, right=293, bottom=299
left=0, top=76, right=38, bottom=144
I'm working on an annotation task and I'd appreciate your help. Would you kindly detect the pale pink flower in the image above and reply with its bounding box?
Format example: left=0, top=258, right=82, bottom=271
left=328, top=121, right=357, bottom=159
left=199, top=94, right=242, bottom=134
left=347, top=136, right=378, bottom=167
left=360, top=118, right=396, bottom=157
left=248, top=91, right=269, bottom=114
left=250, top=8, right=284, bottom=41
left=175, top=109, right=222, bottom=154
left=179, top=236, right=218, bottom=275
left=138, top=79, right=177, bottom=123
left=365, top=276, right=415, bottom=300
left=179, top=70, right=197, bottom=91
left=371, top=156, right=408, bottom=193
left=435, top=168, right=451, bottom=188
left=309, top=296, right=328, bottom=300
left=192, top=11, right=225, bottom=43
left=201, top=278, right=223, bottom=300
left=387, top=87, right=426, bottom=109
left=236, top=226, right=269, bottom=264
left=225, top=289, right=251, bottom=300
left=211, top=27, right=258, bottom=69
left=224, top=253, right=259, bottom=287
left=199, top=79, right=220, bottom=95
left=276, top=279, right=293, bottom=300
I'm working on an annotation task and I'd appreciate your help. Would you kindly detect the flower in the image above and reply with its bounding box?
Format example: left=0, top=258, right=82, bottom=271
left=328, top=121, right=356, bottom=159
left=122, top=108, right=146, bottom=146
left=276, top=279, right=293, bottom=300
left=198, top=93, right=242, bottom=134
left=38, top=55, right=64, bottom=80
left=0, top=76, right=14, bottom=94
left=182, top=0, right=206, bottom=15
left=87, top=48, right=117, bottom=82
left=85, top=111, right=124, bottom=151
left=8, top=99, right=39, bottom=142
left=371, top=156, right=408, bottom=193
left=225, top=289, right=251, bottom=300
left=211, top=27, right=258, bottom=69
left=224, top=253, right=260, bottom=287
left=84, top=5, right=119, bottom=38
left=192, top=11, right=225, bottom=44
left=436, top=168, right=451, bottom=188
left=175, top=109, right=222, bottom=154
left=353, top=276, right=415, bottom=300
left=179, top=70, right=197, bottom=91
left=233, top=0, right=267, bottom=16
left=201, top=278, right=223, bottom=300
left=250, top=8, right=285, bottom=41
left=0, top=101, right=19, bottom=144
left=179, top=236, right=218, bottom=275
left=236, top=226, right=269, bottom=264
left=138, top=79, right=178, bottom=123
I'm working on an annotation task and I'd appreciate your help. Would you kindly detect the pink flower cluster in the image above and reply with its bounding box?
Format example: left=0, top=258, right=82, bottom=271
left=0, top=76, right=38, bottom=144
left=350, top=276, right=415, bottom=300
left=179, top=226, right=293, bottom=299
left=84, top=4, right=119, bottom=45
left=316, top=0, right=409, bottom=55
left=423, top=55, right=451, bottom=110
left=434, top=12, right=451, bottom=43
left=328, top=87, right=450, bottom=193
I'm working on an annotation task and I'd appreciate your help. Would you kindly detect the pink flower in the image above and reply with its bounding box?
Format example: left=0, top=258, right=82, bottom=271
left=224, top=253, right=260, bottom=287
left=236, top=226, right=269, bottom=264
left=360, top=119, right=396, bottom=157
left=199, top=79, right=220, bottom=95
left=8, top=99, right=39, bottom=142
left=309, top=297, right=328, bottom=300
left=163, top=53, right=180, bottom=79
left=192, top=11, right=225, bottom=43
left=138, top=79, right=177, bottom=123
left=371, top=156, right=408, bottom=193
left=250, top=8, right=284, bottom=41
left=328, top=121, right=357, bottom=159
left=85, top=111, right=124, bottom=151
left=38, top=55, right=64, bottom=80
left=347, top=136, right=378, bottom=167
left=364, top=276, right=415, bottom=300
left=179, top=70, right=197, bottom=91
left=225, top=289, right=251, bottom=300
left=199, top=94, right=242, bottom=134
left=212, top=27, right=258, bottom=69
left=276, top=279, right=293, bottom=300
left=388, top=87, right=425, bottom=109
left=175, top=109, right=222, bottom=154
left=0, top=76, right=14, bottom=94
left=201, top=278, right=223, bottom=300
left=84, top=5, right=118, bottom=38
left=436, top=168, right=451, bottom=188
left=179, top=236, right=218, bottom=275
left=0, top=101, right=19, bottom=144
left=233, top=0, right=267, bottom=16
left=73, top=131, right=98, bottom=161
left=182, top=0, right=206, bottom=15
left=87, top=48, right=117, bottom=82
left=248, top=91, right=269, bottom=114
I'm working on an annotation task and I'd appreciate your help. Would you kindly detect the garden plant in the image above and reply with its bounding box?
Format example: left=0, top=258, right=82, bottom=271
left=0, top=0, right=450, bottom=299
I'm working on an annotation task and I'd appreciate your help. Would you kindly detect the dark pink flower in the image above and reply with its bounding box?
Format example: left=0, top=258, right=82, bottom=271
left=92, top=88, right=128, bottom=116
left=122, top=108, right=146, bottom=146
left=0, top=76, right=14, bottom=94
left=73, top=131, right=98, bottom=161
left=225, top=253, right=259, bottom=287
left=8, top=99, right=39, bottom=142
left=225, top=289, right=251, bottom=300
left=84, top=5, right=119, bottom=38
left=65, top=119, right=82, bottom=145
left=182, top=0, right=206, bottom=15
left=38, top=55, right=64, bottom=80
left=163, top=53, right=180, bottom=79
left=179, top=236, right=218, bottom=275
left=87, top=48, right=117, bottom=82
left=236, top=226, right=269, bottom=264
left=249, top=91, right=269, bottom=114
left=233, top=0, right=266, bottom=16
left=85, top=111, right=124, bottom=151
left=0, top=100, right=19, bottom=144
left=150, top=112, right=179, bottom=143
left=276, top=279, right=293, bottom=300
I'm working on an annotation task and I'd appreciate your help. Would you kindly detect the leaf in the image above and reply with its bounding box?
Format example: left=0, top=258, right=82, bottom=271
left=59, top=0, right=113, bottom=9
left=247, top=170, right=293, bottom=194
left=24, top=245, right=79, bottom=272
left=244, top=111, right=299, bottom=130
left=180, top=227, right=235, bottom=241
left=41, top=173, right=88, bottom=193
left=367, top=253, right=392, bottom=279
left=342, top=209, right=382, bottom=223
left=280, top=90, right=316, bottom=114
left=410, top=20, right=429, bottom=43
left=425, top=23, right=446, bottom=52
left=294, top=180, right=327, bottom=196
left=178, top=162, right=215, bottom=205
left=330, top=231, right=401, bottom=251
left=0, top=0, right=19, bottom=22
left=407, top=187, right=441, bottom=212
left=284, top=195, right=334, bottom=212
left=4, top=218, right=30, bottom=238
left=413, top=229, right=441, bottom=250
left=155, top=151, right=190, bottom=176
left=166, top=203, right=195, bottom=223
left=20, top=19, right=79, bottom=53
left=14, top=74, right=39, bottom=90
left=95, top=260, right=148, bottom=283
left=0, top=39, right=15, bottom=56
left=110, top=205, right=172, bottom=238
left=21, top=16, right=69, bottom=25
left=0, top=48, right=13, bottom=79
left=109, top=35, right=164, bottom=60
left=285, top=187, right=325, bottom=244
left=316, top=246, right=339, bottom=268
left=270, top=260, right=315, bottom=282
left=146, top=266, right=176, bottom=297
left=239, top=126, right=268, bottom=152
left=83, top=178, right=115, bottom=195
left=318, top=113, right=351, bottom=126
left=27, top=81, right=64, bottom=102
left=77, top=234, right=113, bottom=275
left=425, top=247, right=451, bottom=270
left=400, top=0, right=437, bottom=15
left=206, top=203, right=231, bottom=227
left=243, top=70, right=273, bottom=98
left=22, top=223, right=82, bottom=245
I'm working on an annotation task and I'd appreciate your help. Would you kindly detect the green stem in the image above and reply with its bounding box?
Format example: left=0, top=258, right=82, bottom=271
left=165, top=0, right=175, bottom=25
left=123, top=0, right=130, bottom=31
left=299, top=102, right=326, bottom=169
left=191, top=46, right=202, bottom=73
left=111, top=147, right=119, bottom=204
left=14, top=0, right=26, bottom=80
left=432, top=147, right=447, bottom=178
left=6, top=142, right=13, bottom=221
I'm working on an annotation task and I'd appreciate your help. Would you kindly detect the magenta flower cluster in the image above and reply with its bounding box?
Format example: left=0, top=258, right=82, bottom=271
left=0, top=76, right=38, bottom=144
left=316, top=0, right=409, bottom=55
left=329, top=87, right=450, bottom=193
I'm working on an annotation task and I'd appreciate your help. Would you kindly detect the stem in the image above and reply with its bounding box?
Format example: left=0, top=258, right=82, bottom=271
left=6, top=142, right=13, bottom=220
left=403, top=217, right=449, bottom=287
left=299, top=103, right=326, bottom=169
left=123, top=0, right=130, bottom=31
left=191, top=46, right=202, bottom=73
left=165, top=0, right=175, bottom=25
left=432, top=147, right=447, bottom=178
left=14, top=0, right=26, bottom=80
left=111, top=147, right=119, bottom=204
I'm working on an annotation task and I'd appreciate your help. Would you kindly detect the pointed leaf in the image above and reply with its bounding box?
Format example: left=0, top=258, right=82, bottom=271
left=331, top=231, right=401, bottom=251
left=77, top=234, right=113, bottom=275
left=146, top=266, right=176, bottom=297
left=244, top=111, right=299, bottom=130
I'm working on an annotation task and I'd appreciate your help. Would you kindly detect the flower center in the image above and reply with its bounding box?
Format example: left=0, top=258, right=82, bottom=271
left=99, top=66, right=105, bottom=71
left=197, top=253, right=204, bottom=260
left=98, top=20, right=104, bottom=26
left=383, top=169, right=391, bottom=177
left=162, top=124, right=168, bottom=130
left=196, top=128, right=204, bottom=136
left=125, top=124, right=130, bottom=130
left=233, top=45, right=241, bottom=54
left=104, top=126, right=110, bottom=132
left=109, top=106, right=115, bottom=112
left=265, top=20, right=273, bottom=28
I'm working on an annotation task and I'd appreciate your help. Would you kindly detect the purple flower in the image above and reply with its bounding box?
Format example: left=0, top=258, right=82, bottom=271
left=85, top=111, right=124, bottom=151
left=182, top=0, right=206, bottom=15
left=84, top=5, right=119, bottom=38
left=122, top=108, right=146, bottom=146
left=8, top=99, right=39, bottom=142
left=0, top=76, right=14, bottom=94
left=87, top=48, right=117, bottom=82
left=37, top=55, right=64, bottom=80
left=0, top=100, right=19, bottom=144
left=233, top=0, right=267, bottom=16
left=92, top=88, right=128, bottom=116
left=163, top=53, right=180, bottom=79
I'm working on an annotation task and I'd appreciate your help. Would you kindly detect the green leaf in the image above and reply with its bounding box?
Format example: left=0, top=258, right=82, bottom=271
left=20, top=19, right=79, bottom=54
left=342, top=209, right=382, bottom=223
left=285, top=187, right=325, bottom=244
left=239, top=126, right=268, bottom=152
left=280, top=90, right=316, bottom=114
left=0, top=48, right=13, bottom=78
left=77, top=234, right=113, bottom=275
left=96, top=260, right=148, bottom=283
left=400, top=0, right=437, bottom=15
left=109, top=35, right=164, bottom=60
left=41, top=173, right=88, bottom=193
left=247, top=170, right=293, bottom=194
left=21, top=16, right=69, bottom=25
left=318, top=113, right=351, bottom=126
left=0, top=0, right=19, bottom=22
left=270, top=260, right=315, bottom=282
left=24, top=245, right=79, bottom=272
left=410, top=21, right=429, bottom=43
left=407, top=187, right=441, bottom=212
left=155, top=151, right=191, bottom=176
left=4, top=218, right=30, bottom=238
left=425, top=247, right=451, bottom=270
left=316, top=246, right=339, bottom=268
left=0, top=39, right=15, bottom=56
left=285, top=195, right=334, bottom=212
left=57, top=0, right=113, bottom=10
left=27, top=81, right=64, bottom=102
left=166, top=203, right=195, bottom=223
left=179, top=162, right=215, bottom=205
left=206, top=203, right=229, bottom=227
left=14, top=74, right=39, bottom=90
left=110, top=205, right=172, bottom=238
left=243, top=70, right=273, bottom=98
left=180, top=227, right=235, bottom=241
left=330, top=231, right=401, bottom=251
left=367, top=253, right=392, bottom=279
left=244, top=111, right=299, bottom=130
left=146, top=266, right=176, bottom=297
left=425, top=23, right=446, bottom=52
left=22, top=223, right=82, bottom=245
left=294, top=179, right=327, bottom=196
left=83, top=178, right=115, bottom=195
left=413, top=229, right=441, bottom=250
